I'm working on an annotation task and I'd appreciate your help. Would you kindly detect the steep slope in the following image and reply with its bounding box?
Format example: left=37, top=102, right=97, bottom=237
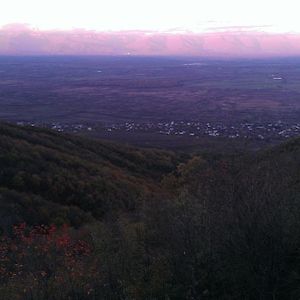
left=0, top=122, right=178, bottom=227
left=2, top=122, right=300, bottom=299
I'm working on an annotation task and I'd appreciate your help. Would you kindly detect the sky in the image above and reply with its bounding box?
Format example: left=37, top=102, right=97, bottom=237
left=1, top=0, right=300, bottom=56
left=1, top=0, right=300, bottom=33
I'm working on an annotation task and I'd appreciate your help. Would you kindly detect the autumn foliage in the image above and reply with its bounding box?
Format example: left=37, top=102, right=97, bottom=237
left=0, top=223, right=95, bottom=299
left=2, top=123, right=300, bottom=298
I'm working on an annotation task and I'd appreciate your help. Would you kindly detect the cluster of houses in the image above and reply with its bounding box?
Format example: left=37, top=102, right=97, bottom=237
left=15, top=120, right=300, bottom=141
left=16, top=121, right=93, bottom=133
left=104, top=120, right=300, bottom=140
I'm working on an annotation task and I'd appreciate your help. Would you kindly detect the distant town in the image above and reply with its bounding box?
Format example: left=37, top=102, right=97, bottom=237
left=15, top=120, right=300, bottom=141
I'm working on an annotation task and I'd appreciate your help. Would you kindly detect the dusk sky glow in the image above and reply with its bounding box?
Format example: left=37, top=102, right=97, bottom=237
left=1, top=0, right=300, bottom=33
left=1, top=0, right=300, bottom=57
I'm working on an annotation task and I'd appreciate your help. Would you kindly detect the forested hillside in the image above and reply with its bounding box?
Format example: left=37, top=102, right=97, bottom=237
left=1, top=123, right=300, bottom=299
left=0, top=123, right=178, bottom=227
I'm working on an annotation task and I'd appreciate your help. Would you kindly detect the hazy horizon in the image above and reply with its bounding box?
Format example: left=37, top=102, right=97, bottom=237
left=1, top=0, right=300, bottom=57
left=1, top=24, right=300, bottom=57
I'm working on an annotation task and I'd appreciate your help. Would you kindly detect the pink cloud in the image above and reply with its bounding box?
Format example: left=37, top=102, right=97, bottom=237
left=1, top=24, right=300, bottom=57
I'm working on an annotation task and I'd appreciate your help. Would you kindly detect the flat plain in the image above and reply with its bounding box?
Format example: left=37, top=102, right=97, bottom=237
left=1, top=56, right=300, bottom=150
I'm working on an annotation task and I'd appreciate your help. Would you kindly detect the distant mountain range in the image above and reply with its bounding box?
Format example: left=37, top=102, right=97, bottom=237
left=1, top=24, right=300, bottom=57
